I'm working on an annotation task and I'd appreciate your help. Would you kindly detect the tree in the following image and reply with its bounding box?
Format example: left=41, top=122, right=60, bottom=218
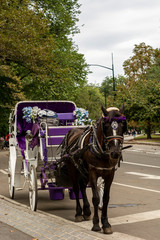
left=34, top=0, right=81, bottom=36
left=100, top=75, right=125, bottom=108
left=75, top=84, right=104, bottom=120
left=23, top=0, right=89, bottom=100
left=0, top=0, right=88, bottom=135
left=116, top=43, right=160, bottom=138
left=123, top=42, right=154, bottom=82
left=100, top=77, right=114, bottom=107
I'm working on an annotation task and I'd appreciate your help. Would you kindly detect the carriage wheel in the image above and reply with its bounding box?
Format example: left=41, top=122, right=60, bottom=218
left=8, top=169, right=15, bottom=199
left=8, top=147, right=15, bottom=199
left=29, top=165, right=37, bottom=211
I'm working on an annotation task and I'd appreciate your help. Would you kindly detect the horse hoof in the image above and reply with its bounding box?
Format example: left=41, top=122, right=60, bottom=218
left=92, top=225, right=101, bottom=232
left=83, top=215, right=91, bottom=221
left=75, top=216, right=83, bottom=222
left=103, top=227, right=113, bottom=234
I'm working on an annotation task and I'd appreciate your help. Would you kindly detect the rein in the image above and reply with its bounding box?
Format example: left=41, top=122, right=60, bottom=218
left=60, top=114, right=129, bottom=173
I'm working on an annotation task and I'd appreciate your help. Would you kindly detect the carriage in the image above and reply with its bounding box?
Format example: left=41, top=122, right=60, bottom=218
left=8, top=100, right=86, bottom=211
left=8, top=100, right=130, bottom=234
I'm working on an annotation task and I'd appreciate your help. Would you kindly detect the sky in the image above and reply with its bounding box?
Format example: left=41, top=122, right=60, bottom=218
left=73, top=0, right=160, bottom=85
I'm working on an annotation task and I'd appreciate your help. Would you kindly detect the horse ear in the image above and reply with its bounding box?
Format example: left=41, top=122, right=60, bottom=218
left=101, top=105, right=108, bottom=117
left=119, top=103, right=124, bottom=114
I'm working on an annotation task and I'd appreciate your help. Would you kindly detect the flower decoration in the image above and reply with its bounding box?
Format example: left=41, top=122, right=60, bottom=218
left=75, top=107, right=91, bottom=125
left=22, top=106, right=41, bottom=123
left=22, top=107, right=33, bottom=123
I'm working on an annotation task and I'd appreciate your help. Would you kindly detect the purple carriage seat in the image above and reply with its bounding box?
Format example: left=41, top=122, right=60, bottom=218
left=46, top=126, right=78, bottom=146
left=40, top=118, right=78, bottom=163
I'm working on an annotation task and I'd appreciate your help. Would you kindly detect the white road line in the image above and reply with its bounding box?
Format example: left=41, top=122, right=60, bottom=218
left=125, top=172, right=160, bottom=179
left=128, top=149, right=141, bottom=152
left=76, top=219, right=145, bottom=240
left=124, top=161, right=160, bottom=169
left=76, top=209, right=160, bottom=239
left=0, top=169, right=8, bottom=175
left=106, top=232, right=145, bottom=240
left=111, top=209, right=160, bottom=226
left=155, top=153, right=160, bottom=155
left=113, top=182, right=160, bottom=193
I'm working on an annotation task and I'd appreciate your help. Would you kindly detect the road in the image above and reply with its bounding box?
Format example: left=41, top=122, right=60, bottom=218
left=0, top=144, right=160, bottom=240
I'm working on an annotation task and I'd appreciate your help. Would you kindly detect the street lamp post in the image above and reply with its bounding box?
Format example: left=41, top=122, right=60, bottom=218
left=112, top=53, right=115, bottom=92
left=88, top=53, right=115, bottom=93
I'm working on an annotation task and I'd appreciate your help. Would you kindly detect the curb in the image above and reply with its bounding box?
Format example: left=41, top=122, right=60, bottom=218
left=0, top=195, right=103, bottom=240
left=124, top=141, right=160, bottom=146
left=0, top=195, right=145, bottom=240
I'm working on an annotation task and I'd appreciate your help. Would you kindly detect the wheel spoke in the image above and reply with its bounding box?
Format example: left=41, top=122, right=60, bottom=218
left=29, top=165, right=37, bottom=211
left=8, top=156, right=15, bottom=199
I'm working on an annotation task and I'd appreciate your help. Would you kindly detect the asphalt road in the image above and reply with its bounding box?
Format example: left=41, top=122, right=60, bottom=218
left=0, top=144, right=160, bottom=240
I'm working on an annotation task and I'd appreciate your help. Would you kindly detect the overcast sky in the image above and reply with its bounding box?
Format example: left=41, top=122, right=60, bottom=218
left=73, top=0, right=160, bottom=85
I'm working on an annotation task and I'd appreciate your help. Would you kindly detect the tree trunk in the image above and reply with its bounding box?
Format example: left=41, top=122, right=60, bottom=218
left=146, top=121, right=152, bottom=139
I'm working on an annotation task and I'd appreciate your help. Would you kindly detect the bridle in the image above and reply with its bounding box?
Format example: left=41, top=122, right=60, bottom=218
left=88, top=115, right=127, bottom=171
left=101, top=116, right=126, bottom=151
left=104, top=135, right=124, bottom=143
left=60, top=113, right=129, bottom=173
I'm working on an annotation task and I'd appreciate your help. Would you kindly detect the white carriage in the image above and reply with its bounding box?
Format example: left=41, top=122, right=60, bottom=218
left=8, top=101, right=84, bottom=211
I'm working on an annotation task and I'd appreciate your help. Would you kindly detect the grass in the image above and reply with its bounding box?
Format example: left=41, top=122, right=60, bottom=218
left=134, top=134, right=160, bottom=143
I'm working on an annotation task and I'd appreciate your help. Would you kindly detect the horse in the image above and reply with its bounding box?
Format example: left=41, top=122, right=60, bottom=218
left=58, top=104, right=127, bottom=234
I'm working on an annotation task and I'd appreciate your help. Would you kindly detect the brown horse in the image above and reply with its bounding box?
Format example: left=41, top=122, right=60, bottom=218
left=59, top=104, right=127, bottom=234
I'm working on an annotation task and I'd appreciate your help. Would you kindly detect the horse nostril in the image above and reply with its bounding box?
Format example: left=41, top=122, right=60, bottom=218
left=110, top=152, right=119, bottom=159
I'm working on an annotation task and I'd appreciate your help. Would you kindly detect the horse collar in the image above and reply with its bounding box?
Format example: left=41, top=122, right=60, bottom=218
left=89, top=163, right=114, bottom=171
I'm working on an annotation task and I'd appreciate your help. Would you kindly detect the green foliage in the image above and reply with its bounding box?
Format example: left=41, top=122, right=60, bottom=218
left=115, top=43, right=160, bottom=138
left=0, top=0, right=88, bottom=135
left=100, top=75, right=125, bottom=108
left=34, top=0, right=81, bottom=36
left=74, top=84, right=104, bottom=120
left=100, top=76, right=114, bottom=107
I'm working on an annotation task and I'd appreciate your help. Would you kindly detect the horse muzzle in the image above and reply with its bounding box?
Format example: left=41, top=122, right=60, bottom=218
left=110, top=151, right=120, bottom=160
left=109, top=150, right=122, bottom=166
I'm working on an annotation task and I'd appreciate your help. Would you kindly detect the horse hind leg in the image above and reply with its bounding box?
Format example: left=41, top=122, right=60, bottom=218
left=73, top=187, right=84, bottom=222
left=79, top=181, right=91, bottom=221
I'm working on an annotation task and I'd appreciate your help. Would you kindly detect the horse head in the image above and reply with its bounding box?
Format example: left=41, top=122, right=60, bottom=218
left=101, top=104, right=127, bottom=167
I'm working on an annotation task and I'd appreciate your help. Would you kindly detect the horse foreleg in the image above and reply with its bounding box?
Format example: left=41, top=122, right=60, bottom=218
left=101, top=172, right=115, bottom=234
left=90, top=176, right=101, bottom=232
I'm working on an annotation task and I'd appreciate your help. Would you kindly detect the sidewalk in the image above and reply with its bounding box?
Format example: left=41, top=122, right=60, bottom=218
left=0, top=195, right=101, bottom=240
left=124, top=135, right=160, bottom=147
left=0, top=195, right=144, bottom=240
